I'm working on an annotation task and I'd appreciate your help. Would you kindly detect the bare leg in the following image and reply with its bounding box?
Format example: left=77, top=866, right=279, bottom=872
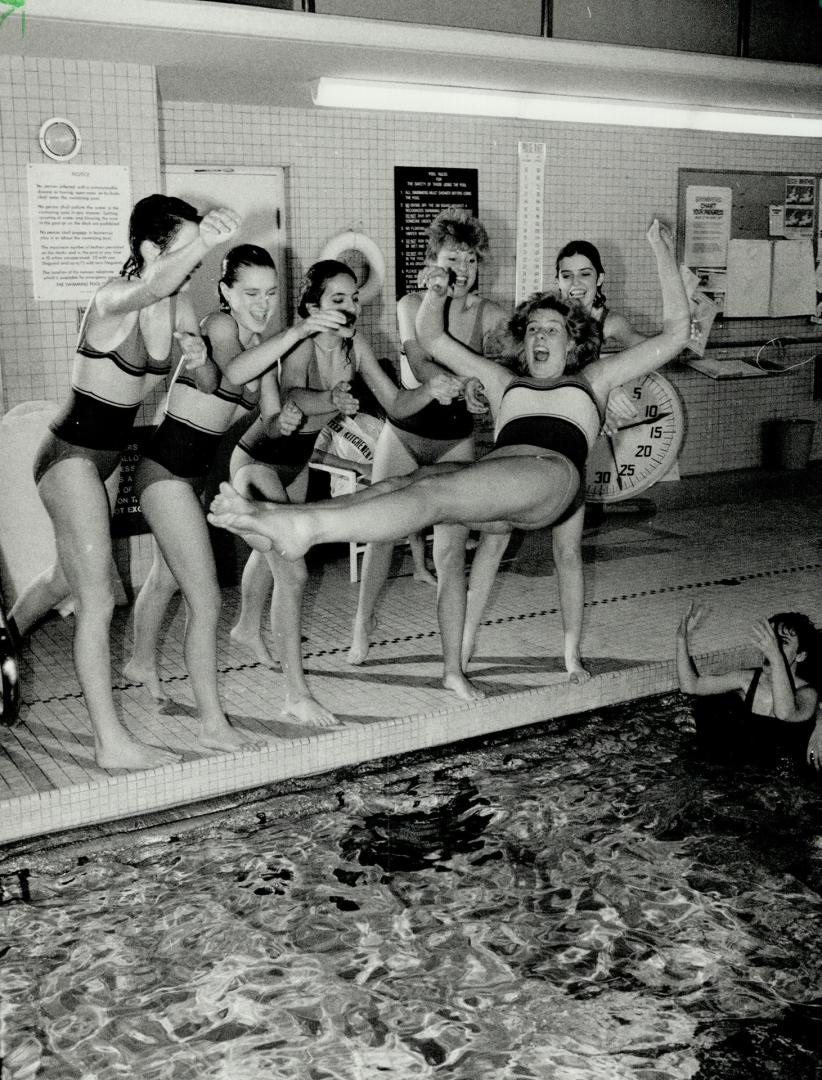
left=230, top=550, right=277, bottom=667
left=409, top=531, right=436, bottom=585
left=124, top=537, right=178, bottom=701
left=266, top=548, right=339, bottom=727
left=208, top=453, right=579, bottom=558
left=552, top=506, right=590, bottom=682
left=348, top=541, right=393, bottom=665
left=136, top=480, right=262, bottom=750
left=433, top=523, right=485, bottom=700
left=462, top=531, right=511, bottom=667
left=38, top=460, right=179, bottom=769
left=9, top=562, right=71, bottom=637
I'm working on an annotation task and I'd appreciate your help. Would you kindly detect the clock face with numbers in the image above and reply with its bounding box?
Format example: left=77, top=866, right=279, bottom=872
left=585, top=372, right=686, bottom=503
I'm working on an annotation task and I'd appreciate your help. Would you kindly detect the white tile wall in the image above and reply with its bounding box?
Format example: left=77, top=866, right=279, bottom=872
left=0, top=54, right=819, bottom=478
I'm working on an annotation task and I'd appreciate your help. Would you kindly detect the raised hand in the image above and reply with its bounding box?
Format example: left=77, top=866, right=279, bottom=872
left=275, top=399, right=304, bottom=436
left=298, top=310, right=348, bottom=338
left=678, top=600, right=707, bottom=639
left=174, top=331, right=208, bottom=370
left=751, top=618, right=782, bottom=664
left=416, top=264, right=452, bottom=297
left=647, top=217, right=674, bottom=255
left=331, top=380, right=359, bottom=416
left=199, top=208, right=241, bottom=249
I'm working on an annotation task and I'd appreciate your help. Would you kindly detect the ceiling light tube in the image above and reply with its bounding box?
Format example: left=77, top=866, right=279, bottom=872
left=313, top=78, right=822, bottom=138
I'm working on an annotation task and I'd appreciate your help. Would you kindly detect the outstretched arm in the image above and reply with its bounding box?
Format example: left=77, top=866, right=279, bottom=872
left=415, top=271, right=511, bottom=414
left=356, top=339, right=462, bottom=420
left=95, top=208, right=240, bottom=318
left=587, top=221, right=690, bottom=399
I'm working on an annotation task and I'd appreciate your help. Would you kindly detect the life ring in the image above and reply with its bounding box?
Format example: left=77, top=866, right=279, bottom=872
left=319, top=231, right=386, bottom=305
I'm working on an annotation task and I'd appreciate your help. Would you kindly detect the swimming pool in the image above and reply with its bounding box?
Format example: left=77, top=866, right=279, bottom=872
left=2, top=693, right=822, bottom=1079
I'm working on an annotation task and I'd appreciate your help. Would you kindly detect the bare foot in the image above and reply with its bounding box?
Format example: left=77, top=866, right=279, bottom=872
left=347, top=614, right=377, bottom=666
left=238, top=531, right=273, bottom=554
left=122, top=660, right=169, bottom=703
left=283, top=695, right=341, bottom=728
left=96, top=734, right=181, bottom=770
left=208, top=482, right=310, bottom=559
left=567, top=660, right=591, bottom=684
left=413, top=566, right=438, bottom=586
left=230, top=625, right=280, bottom=669
left=199, top=718, right=266, bottom=753
left=443, top=671, right=487, bottom=701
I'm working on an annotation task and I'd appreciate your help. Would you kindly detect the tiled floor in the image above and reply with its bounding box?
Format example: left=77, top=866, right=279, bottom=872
left=1, top=466, right=820, bottom=846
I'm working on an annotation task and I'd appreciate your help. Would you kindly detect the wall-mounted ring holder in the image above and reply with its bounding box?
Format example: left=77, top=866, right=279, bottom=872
left=38, top=117, right=81, bottom=162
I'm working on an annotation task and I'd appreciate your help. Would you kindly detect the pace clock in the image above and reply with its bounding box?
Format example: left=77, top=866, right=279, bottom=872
left=585, top=372, right=686, bottom=503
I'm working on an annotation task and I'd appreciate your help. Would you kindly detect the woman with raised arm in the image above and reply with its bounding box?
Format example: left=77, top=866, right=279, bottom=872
left=124, top=244, right=302, bottom=751
left=207, top=221, right=690, bottom=702
left=10, top=195, right=239, bottom=769
left=348, top=208, right=507, bottom=692
left=225, top=259, right=462, bottom=727
left=676, top=602, right=819, bottom=762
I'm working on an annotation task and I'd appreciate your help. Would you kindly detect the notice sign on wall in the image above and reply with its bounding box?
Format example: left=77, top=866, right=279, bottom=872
left=394, top=167, right=478, bottom=298
left=28, top=164, right=131, bottom=301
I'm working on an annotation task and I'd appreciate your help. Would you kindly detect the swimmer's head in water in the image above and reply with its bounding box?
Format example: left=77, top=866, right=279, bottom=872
left=219, top=244, right=279, bottom=335
left=121, top=194, right=202, bottom=280
left=298, top=259, right=360, bottom=338
left=507, top=291, right=602, bottom=376
left=556, top=240, right=607, bottom=313
left=767, top=612, right=820, bottom=681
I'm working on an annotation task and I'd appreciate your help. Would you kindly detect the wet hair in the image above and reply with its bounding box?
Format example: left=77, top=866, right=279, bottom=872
left=768, top=612, right=821, bottom=686
left=424, top=207, right=490, bottom=263
left=120, top=194, right=201, bottom=279
left=506, top=291, right=603, bottom=375
left=297, top=259, right=356, bottom=318
left=219, top=244, right=277, bottom=311
left=555, top=239, right=607, bottom=309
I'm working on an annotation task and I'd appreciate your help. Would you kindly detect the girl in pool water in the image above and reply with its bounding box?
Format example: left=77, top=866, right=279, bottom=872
left=225, top=258, right=464, bottom=726
left=208, top=220, right=690, bottom=699
left=676, top=601, right=820, bottom=763
left=124, top=244, right=303, bottom=750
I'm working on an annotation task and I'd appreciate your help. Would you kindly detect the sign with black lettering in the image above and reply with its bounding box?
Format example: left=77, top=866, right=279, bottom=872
left=394, top=167, right=478, bottom=299
left=111, top=426, right=152, bottom=538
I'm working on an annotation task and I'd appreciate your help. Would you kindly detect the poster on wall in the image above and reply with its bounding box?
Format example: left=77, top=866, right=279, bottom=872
left=110, top=427, right=152, bottom=538
left=28, top=164, right=131, bottom=301
left=394, top=167, right=478, bottom=298
left=683, top=186, right=732, bottom=268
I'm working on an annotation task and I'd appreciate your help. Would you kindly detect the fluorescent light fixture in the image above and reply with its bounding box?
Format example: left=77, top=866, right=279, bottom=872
left=313, top=78, right=822, bottom=137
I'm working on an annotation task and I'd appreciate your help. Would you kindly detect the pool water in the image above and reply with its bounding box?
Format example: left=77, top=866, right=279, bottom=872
left=3, top=694, right=822, bottom=1079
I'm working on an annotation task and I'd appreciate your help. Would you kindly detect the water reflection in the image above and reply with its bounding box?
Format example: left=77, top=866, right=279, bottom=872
left=2, top=694, right=822, bottom=1078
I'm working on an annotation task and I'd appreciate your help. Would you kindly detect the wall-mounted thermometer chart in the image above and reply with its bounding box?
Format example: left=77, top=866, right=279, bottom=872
left=515, top=141, right=545, bottom=305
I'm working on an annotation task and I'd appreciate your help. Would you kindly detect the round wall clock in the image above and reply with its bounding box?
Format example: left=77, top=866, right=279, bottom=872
left=585, top=372, right=686, bottom=503
left=38, top=117, right=81, bottom=162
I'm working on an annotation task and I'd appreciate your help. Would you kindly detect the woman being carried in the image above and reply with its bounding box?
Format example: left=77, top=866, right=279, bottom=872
left=11, top=195, right=239, bottom=769
left=124, top=244, right=302, bottom=750
left=208, top=220, right=690, bottom=702
left=226, top=259, right=463, bottom=727
left=347, top=207, right=507, bottom=696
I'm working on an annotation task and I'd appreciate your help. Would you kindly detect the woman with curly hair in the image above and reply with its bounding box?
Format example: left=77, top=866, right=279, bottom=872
left=348, top=207, right=507, bottom=690
left=208, top=222, right=689, bottom=701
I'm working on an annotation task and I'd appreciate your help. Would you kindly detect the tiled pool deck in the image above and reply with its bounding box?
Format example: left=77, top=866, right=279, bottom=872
left=2, top=467, right=820, bottom=848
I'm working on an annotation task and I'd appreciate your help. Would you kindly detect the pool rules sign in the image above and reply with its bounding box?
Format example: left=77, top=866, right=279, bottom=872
left=28, top=164, right=131, bottom=301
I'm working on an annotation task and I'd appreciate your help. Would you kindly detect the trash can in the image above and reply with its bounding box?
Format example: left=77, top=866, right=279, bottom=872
left=764, top=418, right=816, bottom=470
